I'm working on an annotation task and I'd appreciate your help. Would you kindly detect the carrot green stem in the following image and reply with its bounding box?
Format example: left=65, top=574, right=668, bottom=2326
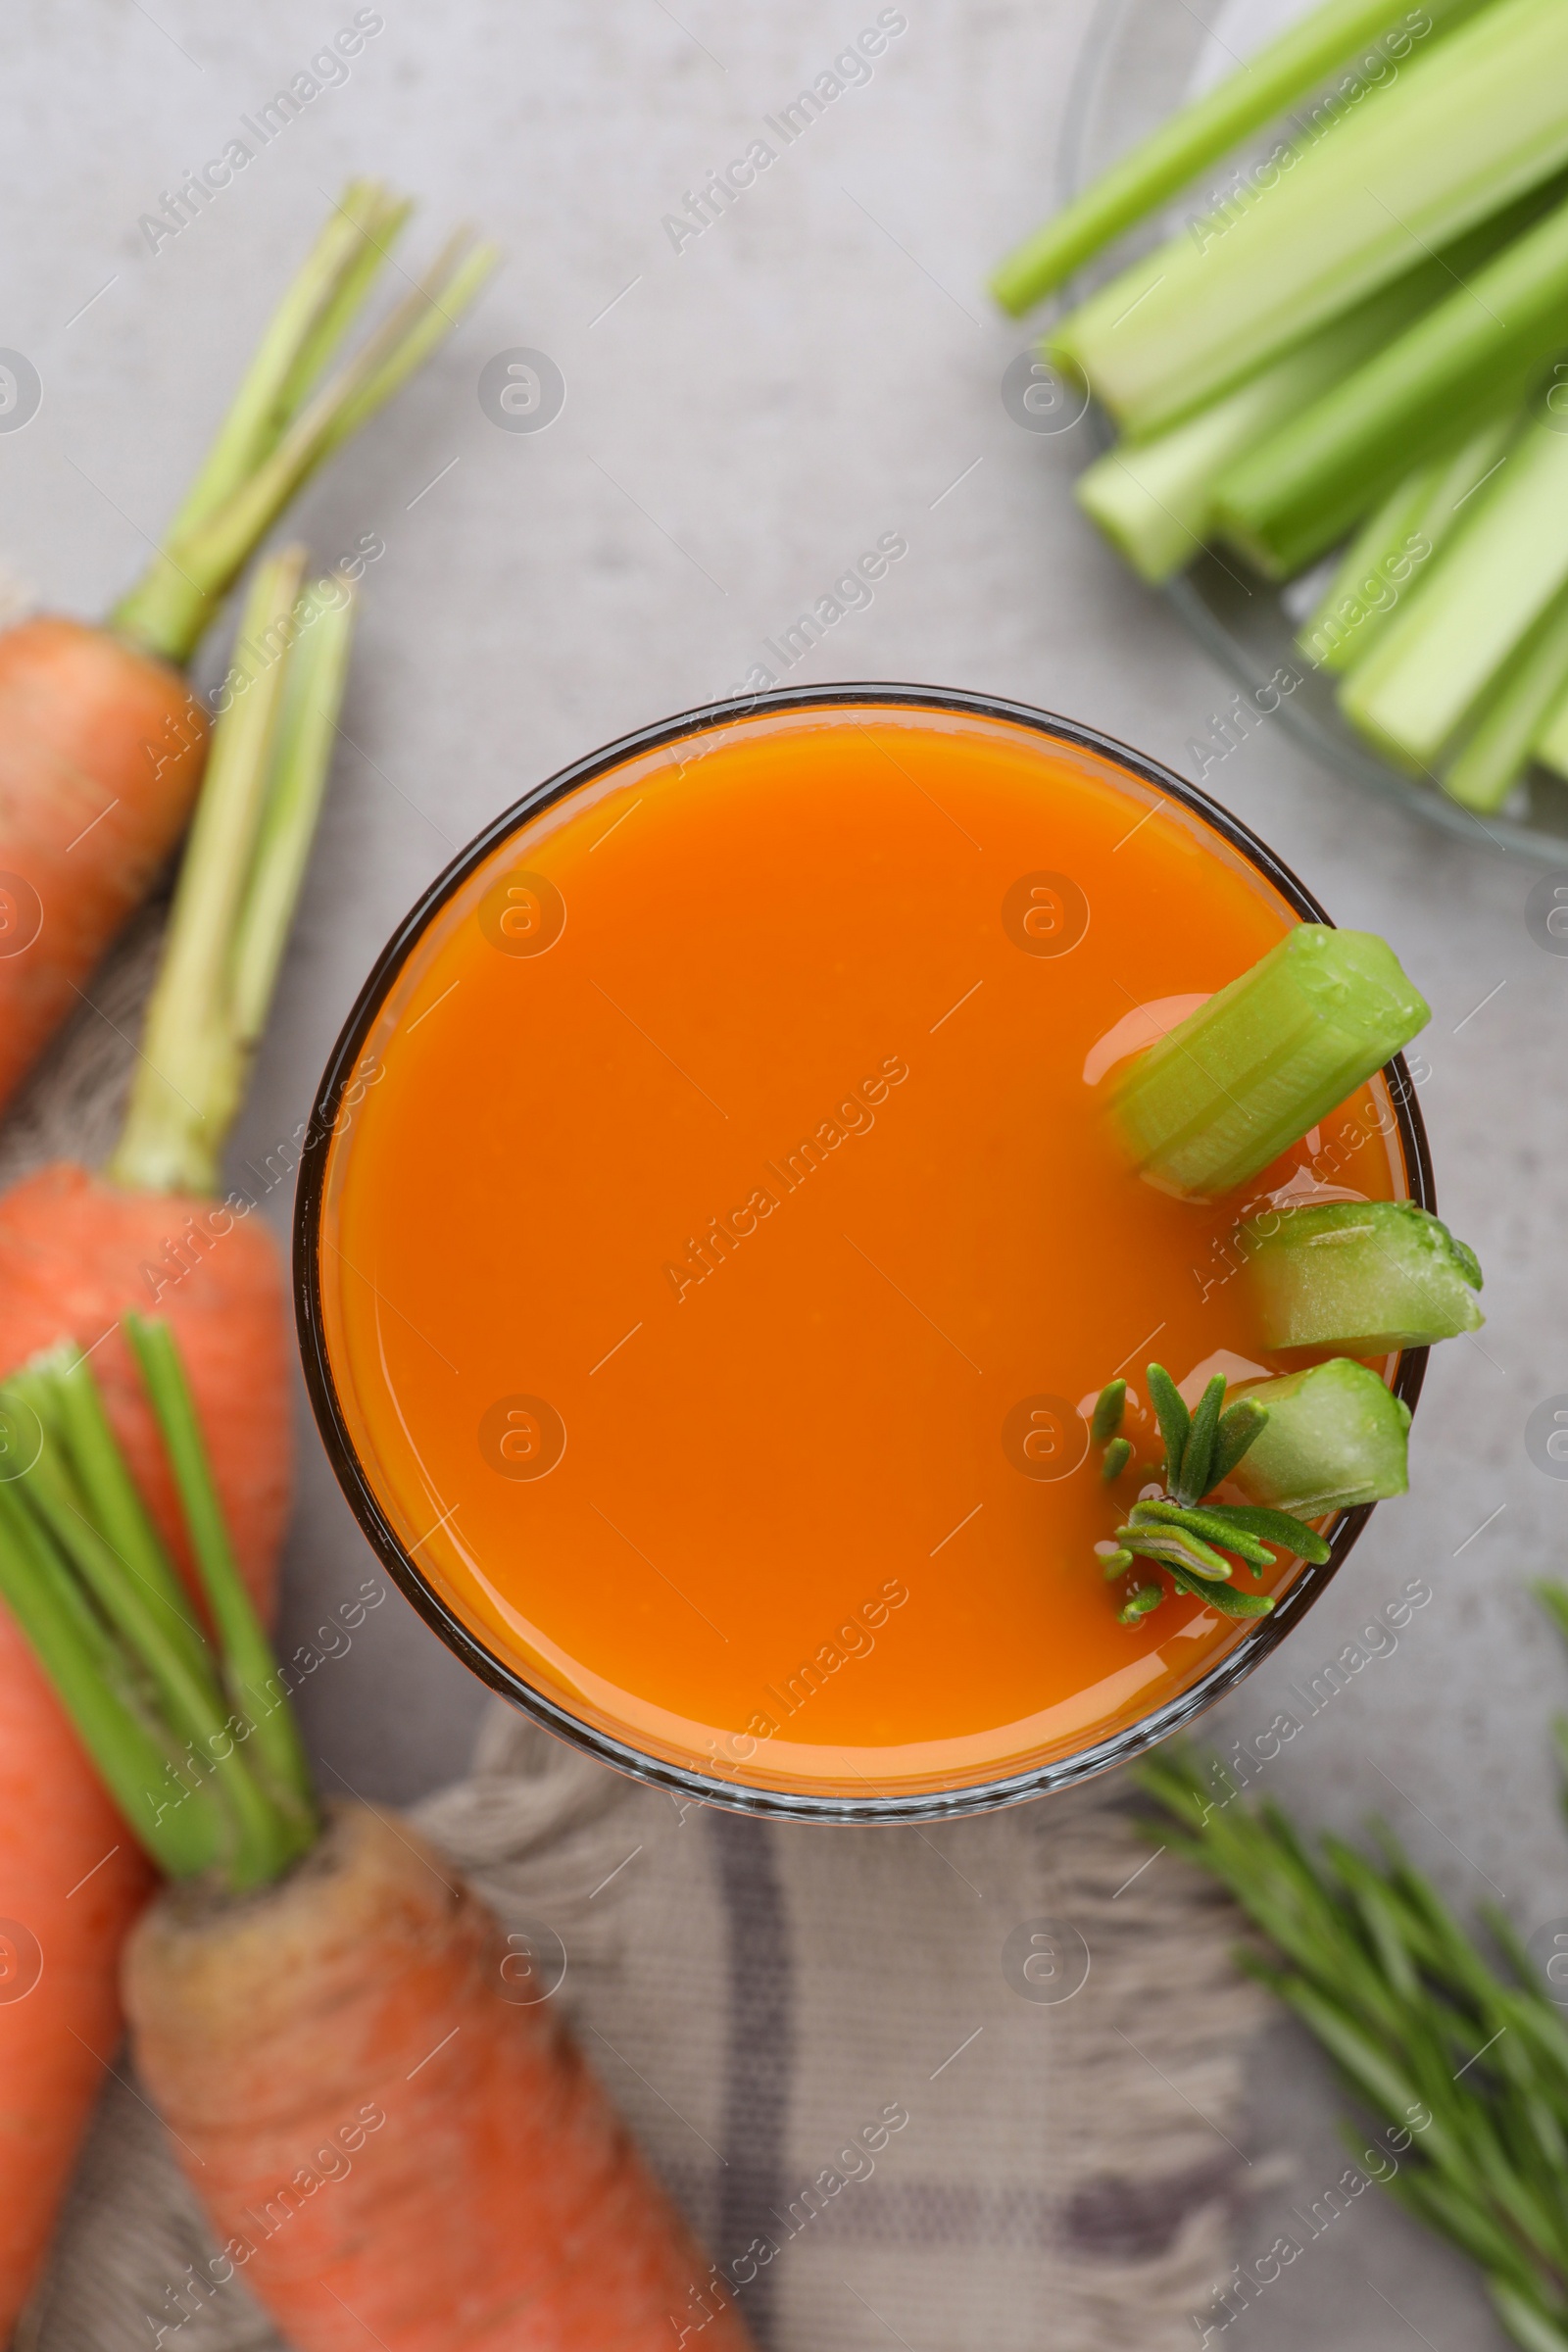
left=990, top=0, right=1486, bottom=316
left=109, top=552, right=355, bottom=1196
left=0, top=1453, right=228, bottom=1878
left=113, top=221, right=496, bottom=668
left=123, top=1314, right=316, bottom=1835
left=0, top=1330, right=318, bottom=1889
left=229, top=584, right=356, bottom=1045
left=8, top=1406, right=288, bottom=1882
left=110, top=187, right=495, bottom=667
left=42, top=1343, right=204, bottom=1653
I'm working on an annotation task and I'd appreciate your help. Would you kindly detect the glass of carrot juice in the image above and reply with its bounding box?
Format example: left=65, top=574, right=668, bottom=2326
left=296, top=686, right=1433, bottom=1822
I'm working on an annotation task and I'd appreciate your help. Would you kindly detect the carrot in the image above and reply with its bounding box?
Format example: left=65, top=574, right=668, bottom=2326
left=3, top=1332, right=757, bottom=2352
left=0, top=180, right=496, bottom=1122
left=0, top=555, right=357, bottom=2336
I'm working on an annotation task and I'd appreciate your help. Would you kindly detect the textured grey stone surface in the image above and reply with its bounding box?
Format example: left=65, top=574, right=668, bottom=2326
left=6, top=4, right=1558, bottom=2341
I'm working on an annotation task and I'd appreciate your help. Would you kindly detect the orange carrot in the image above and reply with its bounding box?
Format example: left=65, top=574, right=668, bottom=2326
left=2, top=1330, right=756, bottom=2352
left=128, top=1804, right=755, bottom=2352
left=0, top=558, right=355, bottom=2335
left=0, top=181, right=495, bottom=1123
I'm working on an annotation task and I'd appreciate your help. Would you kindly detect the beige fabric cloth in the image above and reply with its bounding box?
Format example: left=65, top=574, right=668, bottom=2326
left=23, top=1706, right=1267, bottom=2352
left=7, top=906, right=1269, bottom=2351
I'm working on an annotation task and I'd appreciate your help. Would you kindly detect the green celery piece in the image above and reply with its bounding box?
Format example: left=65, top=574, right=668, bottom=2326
left=1341, top=416, right=1568, bottom=771
left=1091, top=1379, right=1127, bottom=1444
left=1535, top=659, right=1568, bottom=781
left=1227, top=1357, right=1411, bottom=1514
left=1112, top=926, right=1430, bottom=1199
left=1244, top=1198, right=1484, bottom=1350
left=1213, top=187, right=1568, bottom=575
left=1299, top=465, right=1442, bottom=667
left=1445, top=583, right=1568, bottom=811
left=990, top=0, right=1490, bottom=315
left=1075, top=259, right=1454, bottom=584
left=1043, top=0, right=1568, bottom=437
left=1299, top=413, right=1518, bottom=671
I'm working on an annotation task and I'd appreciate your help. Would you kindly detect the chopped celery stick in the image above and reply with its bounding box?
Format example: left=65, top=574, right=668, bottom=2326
left=1227, top=1358, right=1410, bottom=1514
left=1444, top=584, right=1568, bottom=810
left=1214, top=189, right=1568, bottom=576
left=990, top=0, right=1488, bottom=317
left=1536, top=663, right=1568, bottom=780
left=1076, top=255, right=1462, bottom=584
left=1112, top=927, right=1430, bottom=1200
left=1341, top=417, right=1568, bottom=771
left=1243, top=1200, right=1484, bottom=1352
left=1299, top=414, right=1517, bottom=671
left=1044, top=0, right=1568, bottom=436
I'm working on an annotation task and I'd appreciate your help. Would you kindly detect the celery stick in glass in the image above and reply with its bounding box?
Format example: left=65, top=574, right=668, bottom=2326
left=1244, top=1200, right=1484, bottom=1352
left=1444, top=584, right=1568, bottom=811
left=1112, top=927, right=1430, bottom=1200
left=991, top=0, right=1490, bottom=316
left=1226, top=1358, right=1411, bottom=1514
left=1044, top=0, right=1568, bottom=437
left=1076, top=257, right=1462, bottom=584
left=1213, top=191, right=1568, bottom=576
left=1341, top=417, right=1568, bottom=771
left=1298, top=414, right=1517, bottom=670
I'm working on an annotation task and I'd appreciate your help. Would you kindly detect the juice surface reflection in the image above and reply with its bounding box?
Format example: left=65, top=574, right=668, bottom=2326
left=318, top=706, right=1410, bottom=1796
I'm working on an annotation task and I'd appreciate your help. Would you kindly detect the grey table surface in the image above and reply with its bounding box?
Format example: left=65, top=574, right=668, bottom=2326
left=7, top=3, right=1566, bottom=2344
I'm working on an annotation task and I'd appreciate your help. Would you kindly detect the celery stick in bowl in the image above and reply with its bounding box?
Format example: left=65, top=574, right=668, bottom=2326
left=1005, top=0, right=1568, bottom=857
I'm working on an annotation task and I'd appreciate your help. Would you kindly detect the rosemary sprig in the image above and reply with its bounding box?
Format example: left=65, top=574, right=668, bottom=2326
left=1140, top=1595, right=1568, bottom=2352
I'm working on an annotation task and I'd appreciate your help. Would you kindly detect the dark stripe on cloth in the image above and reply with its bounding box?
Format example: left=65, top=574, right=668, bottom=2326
left=710, top=1809, right=794, bottom=2348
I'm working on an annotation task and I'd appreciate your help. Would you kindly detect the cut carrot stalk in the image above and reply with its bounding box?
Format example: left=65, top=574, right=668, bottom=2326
left=989, top=0, right=1489, bottom=316
left=0, top=1331, right=756, bottom=2352
left=0, top=182, right=494, bottom=1127
left=1244, top=1199, right=1484, bottom=1353
left=0, top=561, right=356, bottom=2334
left=1227, top=1358, right=1412, bottom=1514
left=1043, top=0, right=1568, bottom=437
left=1111, top=926, right=1430, bottom=1199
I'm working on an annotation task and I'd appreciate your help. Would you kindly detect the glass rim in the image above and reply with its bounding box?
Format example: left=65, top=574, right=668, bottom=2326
left=293, top=680, right=1436, bottom=1825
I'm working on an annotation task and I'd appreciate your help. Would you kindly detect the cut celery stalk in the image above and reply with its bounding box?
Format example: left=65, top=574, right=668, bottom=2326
left=1044, top=0, right=1568, bottom=437
left=1227, top=1358, right=1410, bottom=1514
left=1443, top=584, right=1568, bottom=810
left=1213, top=189, right=1568, bottom=576
left=1536, top=662, right=1568, bottom=780
left=1299, top=414, right=1518, bottom=671
left=1112, top=927, right=1430, bottom=1200
left=1075, top=252, right=1464, bottom=584
left=989, top=0, right=1488, bottom=317
left=1340, top=417, right=1568, bottom=771
left=1243, top=1199, right=1484, bottom=1352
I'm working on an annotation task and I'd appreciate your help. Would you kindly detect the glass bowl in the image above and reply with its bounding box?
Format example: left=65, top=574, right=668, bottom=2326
left=1057, top=0, right=1568, bottom=861
left=295, top=684, right=1433, bottom=1822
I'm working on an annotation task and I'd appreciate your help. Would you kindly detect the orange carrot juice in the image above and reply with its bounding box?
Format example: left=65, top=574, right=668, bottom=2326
left=308, top=697, right=1416, bottom=1805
